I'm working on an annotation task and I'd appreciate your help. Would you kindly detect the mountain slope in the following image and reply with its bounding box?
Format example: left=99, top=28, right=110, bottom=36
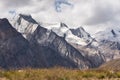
left=6, top=13, right=120, bottom=70
left=93, top=27, right=120, bottom=61
left=41, top=22, right=96, bottom=46
left=10, top=14, right=38, bottom=39
left=94, top=27, right=120, bottom=42
left=70, top=27, right=93, bottom=43
left=10, top=14, right=101, bottom=69
left=100, top=59, right=120, bottom=71
left=30, top=26, right=92, bottom=69
left=0, top=18, right=47, bottom=69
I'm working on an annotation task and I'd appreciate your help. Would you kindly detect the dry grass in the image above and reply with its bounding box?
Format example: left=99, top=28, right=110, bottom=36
left=100, top=59, right=120, bottom=71
left=0, top=67, right=120, bottom=80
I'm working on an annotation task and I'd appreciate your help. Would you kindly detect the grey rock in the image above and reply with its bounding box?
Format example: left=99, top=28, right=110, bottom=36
left=29, top=26, right=91, bottom=69
left=0, top=18, right=47, bottom=69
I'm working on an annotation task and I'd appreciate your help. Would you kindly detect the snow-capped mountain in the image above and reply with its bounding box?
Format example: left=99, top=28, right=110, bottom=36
left=10, top=14, right=99, bottom=47
left=0, top=18, right=48, bottom=69
left=10, top=14, right=38, bottom=38
left=94, top=27, right=120, bottom=42
left=41, top=22, right=95, bottom=46
left=6, top=13, right=120, bottom=69
left=70, top=27, right=96, bottom=46
left=6, top=14, right=105, bottom=69
left=91, top=27, right=120, bottom=61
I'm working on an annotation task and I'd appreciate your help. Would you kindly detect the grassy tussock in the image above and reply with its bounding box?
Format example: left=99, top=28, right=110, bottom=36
left=0, top=67, right=120, bottom=80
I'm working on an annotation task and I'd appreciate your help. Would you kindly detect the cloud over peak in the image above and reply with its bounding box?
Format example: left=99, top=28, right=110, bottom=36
left=0, top=0, right=120, bottom=34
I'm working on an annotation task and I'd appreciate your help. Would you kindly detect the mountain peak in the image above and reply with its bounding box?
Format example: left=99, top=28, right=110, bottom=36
left=60, top=22, right=68, bottom=28
left=10, top=14, right=38, bottom=39
left=70, top=27, right=91, bottom=38
left=18, top=14, right=38, bottom=24
left=94, top=27, right=120, bottom=42
left=78, top=26, right=85, bottom=31
left=74, top=27, right=86, bottom=34
left=69, top=26, right=94, bottom=45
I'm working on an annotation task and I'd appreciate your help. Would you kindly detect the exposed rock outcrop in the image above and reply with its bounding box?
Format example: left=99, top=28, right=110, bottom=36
left=29, top=26, right=91, bottom=69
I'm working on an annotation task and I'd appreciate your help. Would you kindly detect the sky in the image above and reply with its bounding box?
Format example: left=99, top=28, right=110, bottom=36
left=0, top=0, right=120, bottom=34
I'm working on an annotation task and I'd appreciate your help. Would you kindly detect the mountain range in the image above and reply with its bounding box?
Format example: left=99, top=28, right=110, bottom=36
left=0, top=14, right=120, bottom=69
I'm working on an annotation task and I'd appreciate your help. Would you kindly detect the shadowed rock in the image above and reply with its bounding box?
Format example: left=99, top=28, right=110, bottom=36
left=0, top=18, right=47, bottom=69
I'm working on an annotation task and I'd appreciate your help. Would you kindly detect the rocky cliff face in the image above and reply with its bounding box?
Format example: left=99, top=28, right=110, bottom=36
left=92, top=27, right=120, bottom=61
left=41, top=22, right=97, bottom=46
left=10, top=14, right=106, bottom=69
left=5, top=13, right=120, bottom=70
left=70, top=27, right=98, bottom=47
left=70, top=26, right=120, bottom=63
left=11, top=14, right=93, bottom=69
left=29, top=26, right=92, bottom=69
left=70, top=27, right=93, bottom=43
left=0, top=18, right=47, bottom=69
left=70, top=43, right=105, bottom=68
left=10, top=14, right=38, bottom=39
left=97, top=41, right=120, bottom=61
left=4, top=14, right=106, bottom=69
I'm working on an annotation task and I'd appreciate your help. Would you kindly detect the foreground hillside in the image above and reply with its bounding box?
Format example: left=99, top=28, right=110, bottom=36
left=0, top=68, right=120, bottom=80
left=100, top=59, right=120, bottom=71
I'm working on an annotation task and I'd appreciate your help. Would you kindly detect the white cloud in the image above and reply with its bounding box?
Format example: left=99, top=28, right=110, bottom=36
left=0, top=0, right=120, bottom=34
